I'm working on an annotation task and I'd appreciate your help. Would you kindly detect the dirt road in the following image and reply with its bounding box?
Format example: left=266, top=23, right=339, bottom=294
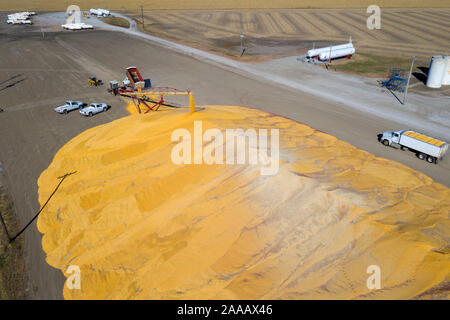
left=0, top=16, right=448, bottom=298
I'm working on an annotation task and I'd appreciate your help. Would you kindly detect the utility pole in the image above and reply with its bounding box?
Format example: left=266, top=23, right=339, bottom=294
left=40, top=21, right=45, bottom=40
left=403, top=56, right=416, bottom=105
left=9, top=171, right=76, bottom=243
left=240, top=32, right=245, bottom=57
left=140, top=5, right=145, bottom=31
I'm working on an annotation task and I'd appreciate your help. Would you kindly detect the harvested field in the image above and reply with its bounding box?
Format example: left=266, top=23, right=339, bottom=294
left=102, top=17, right=130, bottom=29
left=125, top=8, right=450, bottom=62
left=2, top=0, right=449, bottom=11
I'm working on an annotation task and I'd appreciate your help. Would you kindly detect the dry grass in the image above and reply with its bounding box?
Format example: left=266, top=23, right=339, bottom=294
left=332, top=52, right=429, bottom=77
left=101, top=17, right=130, bottom=28
left=0, top=187, right=25, bottom=300
left=1, top=0, right=449, bottom=11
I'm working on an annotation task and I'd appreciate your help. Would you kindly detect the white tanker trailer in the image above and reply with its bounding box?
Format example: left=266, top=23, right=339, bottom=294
left=306, top=38, right=355, bottom=61
left=319, top=47, right=355, bottom=61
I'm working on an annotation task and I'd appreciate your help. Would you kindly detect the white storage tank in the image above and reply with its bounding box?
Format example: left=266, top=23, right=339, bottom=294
left=426, top=55, right=448, bottom=88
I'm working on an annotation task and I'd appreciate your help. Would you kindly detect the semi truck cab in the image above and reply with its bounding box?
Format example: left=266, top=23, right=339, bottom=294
left=381, top=130, right=401, bottom=146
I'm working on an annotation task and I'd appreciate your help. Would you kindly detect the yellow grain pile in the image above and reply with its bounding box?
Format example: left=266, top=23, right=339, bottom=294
left=37, top=105, right=449, bottom=299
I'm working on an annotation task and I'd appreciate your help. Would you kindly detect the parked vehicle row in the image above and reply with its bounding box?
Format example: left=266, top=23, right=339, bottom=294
left=54, top=100, right=109, bottom=117
left=7, top=19, right=32, bottom=25
left=7, top=11, right=35, bottom=24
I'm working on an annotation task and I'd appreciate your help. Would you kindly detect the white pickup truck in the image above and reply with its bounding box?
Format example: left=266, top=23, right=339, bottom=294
left=54, top=100, right=84, bottom=114
left=8, top=19, right=32, bottom=24
left=79, top=103, right=109, bottom=117
left=381, top=130, right=448, bottom=164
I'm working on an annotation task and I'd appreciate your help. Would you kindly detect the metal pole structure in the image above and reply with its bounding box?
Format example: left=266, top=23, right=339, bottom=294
left=40, top=21, right=45, bottom=40
left=403, top=56, right=416, bottom=105
left=328, top=42, right=332, bottom=64
left=140, top=5, right=145, bottom=31
left=240, top=34, right=243, bottom=52
left=9, top=171, right=76, bottom=243
left=240, top=33, right=245, bottom=57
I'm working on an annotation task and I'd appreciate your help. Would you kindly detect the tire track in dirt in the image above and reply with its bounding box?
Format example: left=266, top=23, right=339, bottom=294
left=215, top=11, right=230, bottom=29
left=263, top=12, right=288, bottom=35
left=194, top=12, right=211, bottom=23
left=152, top=12, right=224, bottom=40
left=397, top=12, right=450, bottom=36
left=267, top=11, right=286, bottom=35
left=344, top=12, right=404, bottom=45
left=136, top=8, right=448, bottom=59
left=387, top=12, right=450, bottom=43
left=380, top=12, right=439, bottom=45
left=271, top=12, right=297, bottom=35
left=54, top=36, right=119, bottom=82
left=326, top=11, right=378, bottom=42
left=282, top=12, right=310, bottom=35
left=230, top=11, right=244, bottom=32
left=252, top=12, right=269, bottom=35
left=343, top=11, right=409, bottom=44
left=420, top=10, right=450, bottom=20
left=148, top=12, right=192, bottom=31
left=243, top=11, right=259, bottom=33
left=168, top=11, right=259, bottom=38
left=290, top=12, right=324, bottom=35
left=309, top=12, right=343, bottom=36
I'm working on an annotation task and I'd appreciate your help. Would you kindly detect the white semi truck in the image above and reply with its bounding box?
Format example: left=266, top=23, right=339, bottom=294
left=380, top=130, right=448, bottom=164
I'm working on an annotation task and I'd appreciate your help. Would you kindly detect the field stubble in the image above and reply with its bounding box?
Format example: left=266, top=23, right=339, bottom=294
left=1, top=0, right=449, bottom=11
left=127, top=8, right=450, bottom=74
